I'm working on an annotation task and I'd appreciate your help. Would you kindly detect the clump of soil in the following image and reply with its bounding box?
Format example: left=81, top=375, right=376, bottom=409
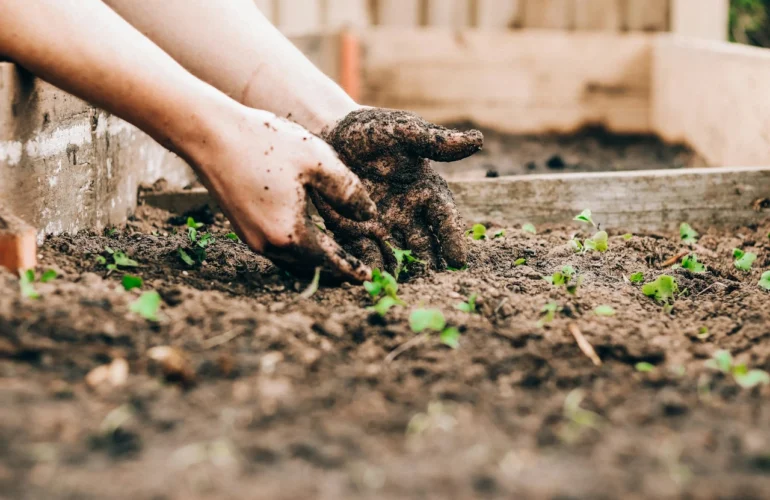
left=438, top=125, right=707, bottom=180
left=1, top=204, right=769, bottom=499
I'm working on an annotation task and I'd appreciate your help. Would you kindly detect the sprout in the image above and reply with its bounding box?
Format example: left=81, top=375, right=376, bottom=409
left=629, top=272, right=644, bottom=283
left=574, top=209, right=595, bottom=227
left=522, top=223, right=537, bottom=234
left=130, top=291, right=162, bottom=321
left=466, top=224, right=487, bottom=240
left=733, top=249, right=757, bottom=271
left=594, top=305, right=616, bottom=317
left=642, top=275, right=679, bottom=304
left=680, top=223, right=698, bottom=245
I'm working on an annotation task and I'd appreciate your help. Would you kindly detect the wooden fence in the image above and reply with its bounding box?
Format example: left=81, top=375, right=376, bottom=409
left=257, top=0, right=728, bottom=40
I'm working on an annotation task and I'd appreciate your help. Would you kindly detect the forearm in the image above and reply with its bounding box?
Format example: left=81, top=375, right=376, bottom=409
left=0, top=0, right=238, bottom=163
left=103, top=0, right=359, bottom=134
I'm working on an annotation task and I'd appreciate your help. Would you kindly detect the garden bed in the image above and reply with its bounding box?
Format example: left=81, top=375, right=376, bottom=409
left=2, top=201, right=770, bottom=499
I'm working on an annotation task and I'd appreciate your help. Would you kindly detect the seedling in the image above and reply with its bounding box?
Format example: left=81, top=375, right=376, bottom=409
left=180, top=225, right=215, bottom=266
left=760, top=271, right=770, bottom=290
left=389, top=243, right=423, bottom=279
left=522, top=223, right=537, bottom=234
left=544, top=265, right=582, bottom=294
left=569, top=238, right=583, bottom=253
left=98, top=246, right=139, bottom=273
left=447, top=265, right=468, bottom=272
left=40, top=269, right=57, bottom=283
left=298, top=267, right=321, bottom=299
left=466, top=224, right=487, bottom=240
left=409, top=309, right=461, bottom=349
left=680, top=223, right=698, bottom=244
left=493, top=229, right=505, bottom=239
left=364, top=269, right=400, bottom=300
left=635, top=362, right=655, bottom=372
left=622, top=234, right=633, bottom=241
left=122, top=275, right=143, bottom=291
left=19, top=269, right=39, bottom=299
left=583, top=231, right=609, bottom=252
left=225, top=232, right=240, bottom=242
left=574, top=209, right=595, bottom=227
left=514, top=258, right=526, bottom=267
left=594, top=305, right=616, bottom=317
left=369, top=296, right=400, bottom=317
left=130, top=291, right=162, bottom=321
left=642, top=275, right=679, bottom=304
left=696, top=326, right=711, bottom=340
left=705, top=350, right=770, bottom=389
left=537, top=302, right=559, bottom=327
left=629, top=272, right=644, bottom=283
left=676, top=254, right=706, bottom=273
left=733, top=248, right=757, bottom=271
left=455, top=293, right=478, bottom=314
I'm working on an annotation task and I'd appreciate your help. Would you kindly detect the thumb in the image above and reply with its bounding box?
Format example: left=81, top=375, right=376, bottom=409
left=402, top=121, right=484, bottom=162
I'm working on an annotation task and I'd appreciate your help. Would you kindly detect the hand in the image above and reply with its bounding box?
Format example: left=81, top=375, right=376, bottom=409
left=191, top=107, right=376, bottom=282
left=314, top=108, right=483, bottom=272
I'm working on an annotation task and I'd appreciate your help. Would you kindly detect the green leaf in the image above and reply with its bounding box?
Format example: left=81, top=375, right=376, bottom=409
left=225, top=232, right=240, bottom=242
left=122, top=274, right=143, bottom=291
left=705, top=349, right=733, bottom=373
left=522, top=223, right=536, bottom=234
left=106, top=264, right=118, bottom=272
left=104, top=246, right=115, bottom=254
left=197, top=233, right=214, bottom=249
left=19, top=269, right=39, bottom=299
left=734, top=369, right=770, bottom=389
left=680, top=254, right=706, bottom=273
left=363, top=280, right=382, bottom=297
left=186, top=217, right=203, bottom=229
left=130, top=291, right=162, bottom=321
left=455, top=293, right=477, bottom=314
left=574, top=209, right=595, bottom=226
left=178, top=248, right=195, bottom=267
left=369, top=296, right=399, bottom=317
left=680, top=222, right=698, bottom=244
left=95, top=255, right=107, bottom=265
left=299, top=267, right=321, bottom=299
left=364, top=269, right=399, bottom=300
left=40, top=269, right=58, bottom=283
left=735, top=252, right=757, bottom=271
left=697, top=326, right=711, bottom=339
left=584, top=231, right=609, bottom=252
left=188, top=226, right=198, bottom=243
left=389, top=244, right=423, bottom=279
left=514, top=258, right=526, bottom=267
left=569, top=238, right=583, bottom=253
left=493, top=229, right=505, bottom=239
left=467, top=224, right=487, bottom=241
left=594, top=305, right=616, bottom=317
left=760, top=271, right=770, bottom=290
left=537, top=302, right=559, bottom=327
left=409, top=309, right=446, bottom=333
left=733, top=248, right=745, bottom=259
left=447, top=265, right=468, bottom=272
left=112, top=251, right=139, bottom=267
left=440, top=327, right=461, bottom=349
left=635, top=362, right=655, bottom=372
left=622, top=233, right=633, bottom=241
left=629, top=272, right=644, bottom=283
left=642, top=275, right=679, bottom=303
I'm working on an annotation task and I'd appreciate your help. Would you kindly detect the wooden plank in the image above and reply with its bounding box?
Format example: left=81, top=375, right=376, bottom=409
left=375, top=0, right=422, bottom=27
left=426, top=0, right=471, bottom=28
left=652, top=36, right=770, bottom=167
left=324, top=0, right=371, bottom=29
left=0, top=209, right=37, bottom=273
left=253, top=0, right=276, bottom=23
left=359, top=29, right=653, bottom=134
left=475, top=0, right=521, bottom=29
left=276, top=0, right=323, bottom=35
left=670, top=0, right=728, bottom=41
left=624, top=0, right=668, bottom=32
left=522, top=0, right=573, bottom=29
left=574, top=0, right=621, bottom=31
left=139, top=167, right=770, bottom=232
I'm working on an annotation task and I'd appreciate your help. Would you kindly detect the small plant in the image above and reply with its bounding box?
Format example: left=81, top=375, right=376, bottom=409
left=225, top=232, right=240, bottom=242
left=544, top=266, right=582, bottom=294
left=760, top=271, right=770, bottom=290
left=594, top=305, right=616, bottom=317
left=97, top=247, right=139, bottom=273
left=574, top=209, right=596, bottom=227
left=642, top=275, right=679, bottom=304
left=369, top=296, right=400, bottom=317
left=298, top=267, right=321, bottom=300
left=122, top=275, right=143, bottom=291
left=635, top=362, right=655, bottom=372
left=622, top=233, right=633, bottom=241
left=733, top=248, right=757, bottom=271
left=514, top=258, right=526, bottom=267
left=466, top=223, right=487, bottom=240
left=705, top=350, right=770, bottom=389
left=676, top=254, right=706, bottom=273
left=569, top=238, right=583, bottom=253
left=130, top=291, right=162, bottom=321
left=179, top=223, right=215, bottom=267
left=537, top=302, right=559, bottom=327
left=364, top=269, right=400, bottom=300
left=447, top=265, right=468, bottom=272
left=455, top=293, right=478, bottom=314
left=697, top=326, right=711, bottom=340
left=493, top=229, right=505, bottom=239
left=389, top=244, right=423, bottom=279
left=522, top=223, right=537, bottom=234
left=584, top=231, right=609, bottom=252
left=409, top=309, right=461, bottom=349
left=19, top=269, right=39, bottom=299
left=629, top=272, right=645, bottom=283
left=680, top=223, right=698, bottom=244
left=40, top=269, right=57, bottom=283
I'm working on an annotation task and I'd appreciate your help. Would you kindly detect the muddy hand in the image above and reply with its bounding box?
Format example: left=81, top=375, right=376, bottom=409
left=315, top=108, right=483, bottom=272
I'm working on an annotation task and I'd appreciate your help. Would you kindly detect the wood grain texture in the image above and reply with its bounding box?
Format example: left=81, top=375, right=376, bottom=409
left=276, top=0, right=323, bottom=35
left=360, top=29, right=653, bottom=134
left=574, top=0, right=621, bottom=31
left=624, top=0, right=669, bottom=31
left=474, top=0, right=522, bottom=29
left=522, top=0, right=573, bottom=29
left=670, top=0, right=728, bottom=41
left=652, top=36, right=770, bottom=167
left=375, top=0, right=422, bottom=26
left=140, top=167, right=770, bottom=232
left=426, top=0, right=471, bottom=28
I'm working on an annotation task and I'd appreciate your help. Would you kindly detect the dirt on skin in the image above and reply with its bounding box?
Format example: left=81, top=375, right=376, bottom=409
left=2, top=202, right=770, bottom=500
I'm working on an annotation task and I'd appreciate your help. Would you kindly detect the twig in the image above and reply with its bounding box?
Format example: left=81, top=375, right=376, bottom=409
left=202, top=329, right=242, bottom=350
left=494, top=297, right=509, bottom=315
left=568, top=324, right=602, bottom=367
left=660, top=250, right=690, bottom=268
left=695, top=282, right=727, bottom=297
left=384, top=333, right=429, bottom=364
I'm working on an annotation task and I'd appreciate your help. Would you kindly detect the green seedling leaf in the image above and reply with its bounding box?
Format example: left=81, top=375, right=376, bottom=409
left=697, top=326, right=711, bottom=340
left=514, top=258, right=526, bottom=267
left=569, top=238, right=584, bottom=253
left=178, top=248, right=195, bottom=267
left=629, top=272, right=644, bottom=283
left=186, top=217, right=204, bottom=229
left=122, top=275, right=143, bottom=291
left=225, top=232, right=240, bottom=242
left=188, top=226, right=198, bottom=243
left=635, top=362, right=655, bottom=372
left=40, top=269, right=58, bottom=283
left=113, top=251, right=139, bottom=268
left=105, top=246, right=115, bottom=254
left=760, top=271, right=770, bottom=290
left=107, top=227, right=118, bottom=237
left=493, top=229, right=505, bottom=239
left=622, top=233, right=633, bottom=241
left=197, top=233, right=214, bottom=249
left=522, top=223, right=536, bottom=234
left=734, top=369, right=770, bottom=389
left=680, top=254, right=706, bottom=273
left=106, top=264, right=118, bottom=272
left=447, top=265, right=468, bottom=272
left=642, top=275, right=679, bottom=304
left=440, top=327, right=461, bottom=349
left=594, top=305, right=616, bottom=317
left=19, top=269, right=39, bottom=299
left=680, top=223, right=698, bottom=244
left=574, top=209, right=596, bottom=227
left=466, top=224, right=487, bottom=240
left=389, top=244, right=423, bottom=279
left=455, top=293, right=477, bottom=314
left=130, top=291, right=161, bottom=321
left=735, top=251, right=757, bottom=271
left=299, top=267, right=321, bottom=300
left=733, top=248, right=745, bottom=259
left=705, top=350, right=733, bottom=373
left=537, top=302, right=559, bottom=327
left=545, top=265, right=576, bottom=287
left=95, top=255, right=107, bottom=265
left=584, top=231, right=609, bottom=252
left=369, top=296, right=399, bottom=317
left=364, top=269, right=399, bottom=299
left=409, top=309, right=446, bottom=333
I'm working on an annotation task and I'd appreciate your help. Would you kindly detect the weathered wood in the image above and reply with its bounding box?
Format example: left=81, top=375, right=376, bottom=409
left=522, top=0, right=573, bottom=29
left=574, top=0, right=621, bottom=31
left=139, top=167, right=770, bottom=232
left=375, top=0, right=422, bottom=26
left=323, top=0, right=371, bottom=29
left=652, top=36, right=770, bottom=167
left=474, top=0, right=521, bottom=29
left=276, top=0, right=323, bottom=35
left=624, top=0, right=669, bottom=32
left=426, top=0, right=471, bottom=28
left=360, top=29, right=653, bottom=134
left=0, top=209, right=37, bottom=273
left=670, top=0, right=728, bottom=41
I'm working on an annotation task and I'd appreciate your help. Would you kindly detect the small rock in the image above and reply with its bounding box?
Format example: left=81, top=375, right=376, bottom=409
left=86, top=358, right=129, bottom=389
left=260, top=352, right=284, bottom=375
left=147, top=347, right=195, bottom=387
left=546, top=155, right=566, bottom=169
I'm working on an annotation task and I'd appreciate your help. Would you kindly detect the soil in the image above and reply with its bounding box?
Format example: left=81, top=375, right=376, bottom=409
left=2, top=200, right=770, bottom=499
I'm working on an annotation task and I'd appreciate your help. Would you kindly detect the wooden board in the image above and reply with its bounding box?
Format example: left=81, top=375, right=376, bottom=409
left=375, top=0, right=422, bottom=26
left=652, top=36, right=770, bottom=167
left=425, top=0, right=471, bottom=28
left=670, top=0, right=728, bottom=41
left=139, top=167, right=770, bottom=232
left=574, top=0, right=621, bottom=31
left=522, top=0, right=573, bottom=29
left=359, top=29, right=653, bottom=134
left=474, top=0, right=521, bottom=29
left=624, top=0, right=669, bottom=32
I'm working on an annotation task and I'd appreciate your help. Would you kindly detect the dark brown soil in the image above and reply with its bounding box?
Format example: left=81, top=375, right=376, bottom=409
left=2, top=201, right=770, bottom=499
